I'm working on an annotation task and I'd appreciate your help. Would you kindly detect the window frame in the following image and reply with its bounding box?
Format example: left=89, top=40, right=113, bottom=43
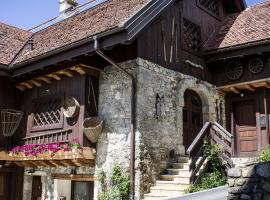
left=196, top=0, right=221, bottom=20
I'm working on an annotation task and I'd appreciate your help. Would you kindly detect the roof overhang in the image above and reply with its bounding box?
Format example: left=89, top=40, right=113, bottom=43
left=218, top=78, right=270, bottom=94
left=10, top=0, right=176, bottom=77
left=205, top=39, right=270, bottom=63
left=0, top=64, right=10, bottom=77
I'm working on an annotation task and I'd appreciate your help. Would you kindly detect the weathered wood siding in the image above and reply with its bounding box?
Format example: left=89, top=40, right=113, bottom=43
left=210, top=55, right=270, bottom=87
left=18, top=74, right=98, bottom=146
left=137, top=0, right=228, bottom=81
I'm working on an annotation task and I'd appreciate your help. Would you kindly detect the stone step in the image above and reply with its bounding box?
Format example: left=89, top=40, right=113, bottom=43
left=150, top=187, right=185, bottom=196
left=155, top=181, right=189, bottom=190
left=167, top=169, right=191, bottom=176
left=174, top=156, right=190, bottom=163
left=156, top=181, right=189, bottom=187
left=172, top=162, right=190, bottom=169
left=143, top=193, right=169, bottom=200
left=161, top=175, right=190, bottom=184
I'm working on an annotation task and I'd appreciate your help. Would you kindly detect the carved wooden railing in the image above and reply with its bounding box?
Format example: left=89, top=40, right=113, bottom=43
left=24, top=129, right=73, bottom=145
left=187, top=122, right=234, bottom=184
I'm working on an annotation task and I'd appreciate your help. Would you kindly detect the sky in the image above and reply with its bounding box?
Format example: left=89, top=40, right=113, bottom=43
left=0, top=0, right=266, bottom=30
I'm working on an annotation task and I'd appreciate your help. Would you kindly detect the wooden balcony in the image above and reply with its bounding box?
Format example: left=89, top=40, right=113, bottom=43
left=0, top=147, right=95, bottom=168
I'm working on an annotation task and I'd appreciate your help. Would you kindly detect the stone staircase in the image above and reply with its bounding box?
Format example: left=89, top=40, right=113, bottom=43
left=143, top=155, right=191, bottom=200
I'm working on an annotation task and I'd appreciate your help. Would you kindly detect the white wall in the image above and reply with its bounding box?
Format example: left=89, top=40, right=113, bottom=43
left=54, top=179, right=71, bottom=200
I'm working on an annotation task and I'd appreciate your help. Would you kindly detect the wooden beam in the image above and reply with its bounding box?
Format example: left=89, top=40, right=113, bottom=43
left=36, top=77, right=52, bottom=84
left=79, top=64, right=103, bottom=72
left=242, top=84, right=255, bottom=91
left=263, top=82, right=270, bottom=89
left=230, top=87, right=240, bottom=94
left=29, top=80, right=42, bottom=87
left=70, top=66, right=86, bottom=75
left=16, top=85, right=26, bottom=91
left=57, top=70, right=73, bottom=77
left=21, top=82, right=33, bottom=89
left=47, top=74, right=61, bottom=80
left=52, top=174, right=94, bottom=181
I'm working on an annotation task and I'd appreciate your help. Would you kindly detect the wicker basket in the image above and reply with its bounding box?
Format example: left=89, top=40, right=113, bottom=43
left=1, top=109, right=23, bottom=137
left=83, top=117, right=103, bottom=143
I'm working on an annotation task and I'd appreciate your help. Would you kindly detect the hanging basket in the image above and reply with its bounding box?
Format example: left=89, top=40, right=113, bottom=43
left=63, top=97, right=80, bottom=118
left=83, top=117, right=103, bottom=143
left=1, top=109, right=23, bottom=137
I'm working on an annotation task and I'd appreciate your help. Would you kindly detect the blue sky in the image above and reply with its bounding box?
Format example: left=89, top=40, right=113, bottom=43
left=0, top=0, right=266, bottom=30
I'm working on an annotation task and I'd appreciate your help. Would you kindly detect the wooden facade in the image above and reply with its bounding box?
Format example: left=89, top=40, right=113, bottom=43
left=0, top=0, right=262, bottom=198
left=0, top=77, right=23, bottom=200
left=137, top=0, right=239, bottom=81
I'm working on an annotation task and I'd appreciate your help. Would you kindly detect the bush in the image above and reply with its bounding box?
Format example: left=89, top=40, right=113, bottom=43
left=258, top=147, right=270, bottom=162
left=98, top=165, right=130, bottom=200
left=186, top=171, right=227, bottom=193
left=185, top=144, right=227, bottom=194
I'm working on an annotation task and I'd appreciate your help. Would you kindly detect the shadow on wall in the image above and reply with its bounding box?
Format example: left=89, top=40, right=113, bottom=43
left=227, top=162, right=270, bottom=199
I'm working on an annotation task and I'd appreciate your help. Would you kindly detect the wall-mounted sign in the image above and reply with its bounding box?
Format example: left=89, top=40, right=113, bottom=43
left=260, top=115, right=267, bottom=128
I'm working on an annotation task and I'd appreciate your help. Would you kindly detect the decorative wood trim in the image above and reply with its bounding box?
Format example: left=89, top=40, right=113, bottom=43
left=52, top=174, right=94, bottom=181
left=218, top=78, right=270, bottom=93
left=15, top=64, right=100, bottom=91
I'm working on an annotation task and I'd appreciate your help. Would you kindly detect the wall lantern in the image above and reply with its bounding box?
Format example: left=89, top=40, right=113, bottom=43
left=154, top=94, right=165, bottom=119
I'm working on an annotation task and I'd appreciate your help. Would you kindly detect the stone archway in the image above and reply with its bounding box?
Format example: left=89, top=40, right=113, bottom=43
left=176, top=78, right=220, bottom=154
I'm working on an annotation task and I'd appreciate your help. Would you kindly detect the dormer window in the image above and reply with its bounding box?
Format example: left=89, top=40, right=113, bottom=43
left=197, top=0, right=220, bottom=19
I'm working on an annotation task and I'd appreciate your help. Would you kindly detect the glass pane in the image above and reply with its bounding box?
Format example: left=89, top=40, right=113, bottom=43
left=73, top=182, right=93, bottom=200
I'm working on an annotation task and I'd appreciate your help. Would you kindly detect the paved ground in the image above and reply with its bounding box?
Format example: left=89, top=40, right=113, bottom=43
left=165, top=186, right=228, bottom=200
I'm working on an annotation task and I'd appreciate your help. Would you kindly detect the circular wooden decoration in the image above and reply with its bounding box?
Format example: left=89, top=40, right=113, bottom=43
left=63, top=97, right=80, bottom=118
left=225, top=61, right=243, bottom=80
left=249, top=58, right=264, bottom=74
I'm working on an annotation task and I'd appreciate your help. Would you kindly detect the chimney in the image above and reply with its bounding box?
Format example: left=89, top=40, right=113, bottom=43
left=59, top=0, right=78, bottom=14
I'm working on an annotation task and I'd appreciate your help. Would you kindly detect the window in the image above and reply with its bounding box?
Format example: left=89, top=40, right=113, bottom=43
left=183, top=18, right=201, bottom=52
left=30, top=95, right=64, bottom=132
left=197, top=0, right=220, bottom=18
left=72, top=181, right=94, bottom=200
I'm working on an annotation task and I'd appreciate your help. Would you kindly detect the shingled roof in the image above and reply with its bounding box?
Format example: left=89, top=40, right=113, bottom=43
left=13, top=0, right=151, bottom=65
left=0, top=23, right=31, bottom=65
left=205, top=1, right=270, bottom=52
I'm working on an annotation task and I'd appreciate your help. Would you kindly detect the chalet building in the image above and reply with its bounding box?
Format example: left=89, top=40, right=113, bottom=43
left=1, top=0, right=270, bottom=199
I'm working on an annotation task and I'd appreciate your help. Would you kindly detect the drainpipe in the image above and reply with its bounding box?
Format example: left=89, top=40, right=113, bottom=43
left=94, top=36, right=136, bottom=200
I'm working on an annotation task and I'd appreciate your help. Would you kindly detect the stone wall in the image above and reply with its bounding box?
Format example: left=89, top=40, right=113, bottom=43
left=228, top=162, right=270, bottom=200
left=96, top=58, right=225, bottom=199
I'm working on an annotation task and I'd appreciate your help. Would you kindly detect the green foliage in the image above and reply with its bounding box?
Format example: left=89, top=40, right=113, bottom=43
left=185, top=171, right=227, bottom=193
left=98, top=164, right=130, bottom=200
left=204, top=143, right=223, bottom=171
left=258, top=147, right=270, bottom=162
left=185, top=143, right=227, bottom=194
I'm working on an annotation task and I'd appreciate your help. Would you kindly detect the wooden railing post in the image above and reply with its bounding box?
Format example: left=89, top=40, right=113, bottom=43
left=187, top=121, right=234, bottom=183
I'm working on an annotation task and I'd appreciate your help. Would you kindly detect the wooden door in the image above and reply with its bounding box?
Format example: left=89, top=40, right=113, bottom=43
left=183, top=90, right=203, bottom=149
left=233, top=100, right=258, bottom=156
left=72, top=181, right=94, bottom=200
left=31, top=176, right=42, bottom=200
left=0, top=175, right=4, bottom=200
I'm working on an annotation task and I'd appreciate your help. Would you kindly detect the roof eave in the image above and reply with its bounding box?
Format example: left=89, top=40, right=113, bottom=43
left=204, top=39, right=270, bottom=63
left=11, top=26, right=125, bottom=70
left=11, top=0, right=176, bottom=76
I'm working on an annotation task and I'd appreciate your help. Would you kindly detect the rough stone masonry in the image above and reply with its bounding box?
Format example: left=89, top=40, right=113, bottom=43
left=228, top=162, right=270, bottom=200
left=96, top=58, right=224, bottom=199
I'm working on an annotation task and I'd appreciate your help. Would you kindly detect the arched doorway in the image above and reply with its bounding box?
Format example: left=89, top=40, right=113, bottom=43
left=183, top=90, right=203, bottom=149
